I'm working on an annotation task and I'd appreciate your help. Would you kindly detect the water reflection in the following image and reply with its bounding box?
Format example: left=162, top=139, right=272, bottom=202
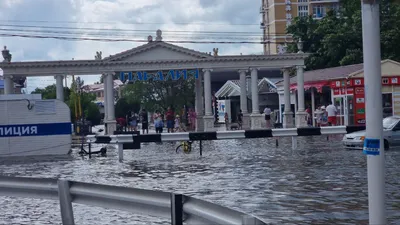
left=0, top=136, right=399, bottom=224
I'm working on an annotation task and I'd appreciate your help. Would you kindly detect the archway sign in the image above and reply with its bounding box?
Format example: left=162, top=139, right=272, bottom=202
left=119, top=69, right=199, bottom=82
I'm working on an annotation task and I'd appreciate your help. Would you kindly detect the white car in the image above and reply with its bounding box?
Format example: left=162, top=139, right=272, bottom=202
left=342, top=116, right=400, bottom=150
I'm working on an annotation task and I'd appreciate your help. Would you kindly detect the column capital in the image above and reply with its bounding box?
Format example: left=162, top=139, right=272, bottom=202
left=295, top=65, right=306, bottom=70
left=238, top=69, right=248, bottom=74
left=202, top=68, right=213, bottom=73
left=4, top=75, right=13, bottom=79
left=249, top=67, right=259, bottom=72
left=54, top=75, right=64, bottom=79
left=281, top=67, right=292, bottom=73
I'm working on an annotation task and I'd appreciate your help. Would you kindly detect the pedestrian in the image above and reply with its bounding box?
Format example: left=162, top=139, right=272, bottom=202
left=131, top=112, right=138, bottom=131
left=174, top=114, right=181, bottom=132
left=154, top=115, right=163, bottom=133
left=237, top=109, right=243, bottom=129
left=188, top=108, right=196, bottom=131
left=263, top=106, right=272, bottom=128
left=140, top=108, right=149, bottom=134
left=166, top=107, right=175, bottom=133
left=326, top=101, right=337, bottom=126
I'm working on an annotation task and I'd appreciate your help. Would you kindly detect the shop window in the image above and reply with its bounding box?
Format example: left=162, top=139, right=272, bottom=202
left=382, top=93, right=393, bottom=118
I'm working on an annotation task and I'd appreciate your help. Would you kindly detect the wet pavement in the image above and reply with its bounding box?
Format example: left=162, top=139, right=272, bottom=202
left=0, top=135, right=399, bottom=224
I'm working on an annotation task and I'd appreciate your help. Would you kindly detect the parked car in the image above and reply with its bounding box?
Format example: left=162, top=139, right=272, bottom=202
left=342, top=116, right=400, bottom=150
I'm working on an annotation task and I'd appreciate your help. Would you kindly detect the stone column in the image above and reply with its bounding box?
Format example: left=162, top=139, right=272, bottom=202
left=105, top=73, right=116, bottom=134
left=195, top=73, right=204, bottom=132
left=250, top=68, right=263, bottom=129
left=239, top=69, right=250, bottom=129
left=202, top=68, right=214, bottom=131
left=4, top=75, right=13, bottom=94
left=282, top=68, right=294, bottom=128
left=55, top=75, right=64, bottom=101
left=103, top=74, right=108, bottom=133
left=295, top=65, right=307, bottom=127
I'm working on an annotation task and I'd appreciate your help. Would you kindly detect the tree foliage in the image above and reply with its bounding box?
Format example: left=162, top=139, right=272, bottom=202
left=121, top=77, right=195, bottom=112
left=31, top=83, right=102, bottom=125
left=115, top=97, right=141, bottom=118
left=31, top=84, right=71, bottom=101
left=286, top=0, right=400, bottom=70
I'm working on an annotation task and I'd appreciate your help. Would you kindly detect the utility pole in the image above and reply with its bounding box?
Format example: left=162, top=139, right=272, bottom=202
left=361, top=0, right=386, bottom=224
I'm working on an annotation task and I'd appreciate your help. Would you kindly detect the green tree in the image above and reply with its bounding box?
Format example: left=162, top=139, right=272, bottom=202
left=115, top=97, right=141, bottom=118
left=31, top=84, right=71, bottom=101
left=121, top=77, right=195, bottom=112
left=286, top=0, right=400, bottom=70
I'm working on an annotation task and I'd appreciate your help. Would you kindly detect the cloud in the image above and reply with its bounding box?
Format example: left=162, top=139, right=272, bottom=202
left=0, top=0, right=263, bottom=93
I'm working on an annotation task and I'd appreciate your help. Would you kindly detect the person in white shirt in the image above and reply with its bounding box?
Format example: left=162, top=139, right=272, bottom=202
left=263, top=107, right=272, bottom=128
left=326, top=101, right=337, bottom=126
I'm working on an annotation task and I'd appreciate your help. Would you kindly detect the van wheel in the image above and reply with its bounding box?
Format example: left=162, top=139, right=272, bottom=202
left=384, top=140, right=389, bottom=150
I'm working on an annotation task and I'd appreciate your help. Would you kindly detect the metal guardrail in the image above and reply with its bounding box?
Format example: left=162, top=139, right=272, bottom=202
left=0, top=176, right=267, bottom=225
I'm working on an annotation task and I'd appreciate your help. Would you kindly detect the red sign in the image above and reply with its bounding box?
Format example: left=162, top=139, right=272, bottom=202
left=354, top=87, right=365, bottom=125
left=332, top=87, right=354, bottom=96
left=347, top=76, right=400, bottom=86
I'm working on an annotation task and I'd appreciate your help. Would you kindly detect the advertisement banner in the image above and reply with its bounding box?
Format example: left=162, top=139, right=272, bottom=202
left=393, top=93, right=400, bottom=116
left=354, top=87, right=365, bottom=125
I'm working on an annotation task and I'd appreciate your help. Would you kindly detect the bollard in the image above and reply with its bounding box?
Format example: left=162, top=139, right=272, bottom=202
left=88, top=143, right=92, bottom=159
left=291, top=136, right=297, bottom=150
left=199, top=140, right=203, bottom=156
left=118, top=143, right=123, bottom=162
left=57, top=180, right=75, bottom=225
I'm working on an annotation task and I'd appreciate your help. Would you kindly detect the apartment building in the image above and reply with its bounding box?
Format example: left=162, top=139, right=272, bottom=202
left=260, top=0, right=340, bottom=54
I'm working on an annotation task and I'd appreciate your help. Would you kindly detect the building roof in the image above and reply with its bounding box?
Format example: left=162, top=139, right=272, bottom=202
left=82, top=80, right=123, bottom=92
left=215, top=77, right=278, bottom=98
left=276, top=63, right=364, bottom=86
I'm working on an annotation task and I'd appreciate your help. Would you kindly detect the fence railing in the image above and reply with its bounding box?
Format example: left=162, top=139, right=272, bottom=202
left=0, top=176, right=267, bottom=225
left=87, top=126, right=366, bottom=161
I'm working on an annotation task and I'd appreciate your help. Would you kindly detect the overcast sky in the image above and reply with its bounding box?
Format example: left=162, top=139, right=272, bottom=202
left=0, top=0, right=262, bottom=93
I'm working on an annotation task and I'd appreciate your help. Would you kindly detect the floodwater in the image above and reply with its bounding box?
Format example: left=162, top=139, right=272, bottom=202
left=0, top=135, right=400, bottom=225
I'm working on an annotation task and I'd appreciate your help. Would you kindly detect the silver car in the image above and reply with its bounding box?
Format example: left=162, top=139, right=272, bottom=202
left=342, top=116, right=400, bottom=150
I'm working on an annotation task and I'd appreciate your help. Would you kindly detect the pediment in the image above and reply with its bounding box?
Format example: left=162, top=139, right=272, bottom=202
left=103, top=41, right=212, bottom=62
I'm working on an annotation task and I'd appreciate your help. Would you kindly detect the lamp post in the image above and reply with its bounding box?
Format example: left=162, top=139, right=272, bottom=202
left=361, top=0, right=386, bottom=224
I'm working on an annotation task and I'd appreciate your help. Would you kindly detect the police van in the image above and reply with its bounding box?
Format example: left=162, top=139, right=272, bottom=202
left=0, top=94, right=72, bottom=157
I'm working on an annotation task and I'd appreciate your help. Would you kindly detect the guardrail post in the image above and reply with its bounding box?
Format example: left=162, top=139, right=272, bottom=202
left=118, top=143, right=124, bottom=162
left=170, top=193, right=183, bottom=225
left=57, top=180, right=75, bottom=225
left=242, top=215, right=257, bottom=225
left=291, top=136, right=297, bottom=150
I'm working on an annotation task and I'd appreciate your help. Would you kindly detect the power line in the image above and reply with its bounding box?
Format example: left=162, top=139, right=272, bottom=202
left=0, top=19, right=260, bottom=26
left=0, top=33, right=269, bottom=44
left=0, top=24, right=262, bottom=34
left=0, top=28, right=293, bottom=40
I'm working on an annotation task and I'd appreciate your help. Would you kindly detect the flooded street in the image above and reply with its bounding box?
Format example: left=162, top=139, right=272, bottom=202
left=1, top=135, right=400, bottom=224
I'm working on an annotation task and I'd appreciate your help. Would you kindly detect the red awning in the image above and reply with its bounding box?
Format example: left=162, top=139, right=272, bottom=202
left=290, top=81, right=330, bottom=93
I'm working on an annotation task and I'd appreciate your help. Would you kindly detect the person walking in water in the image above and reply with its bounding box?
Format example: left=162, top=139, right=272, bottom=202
left=263, top=106, right=272, bottom=128
left=326, top=101, right=337, bottom=126
left=140, top=109, right=149, bottom=134
left=237, top=109, right=243, bottom=129
left=166, top=107, right=175, bottom=133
